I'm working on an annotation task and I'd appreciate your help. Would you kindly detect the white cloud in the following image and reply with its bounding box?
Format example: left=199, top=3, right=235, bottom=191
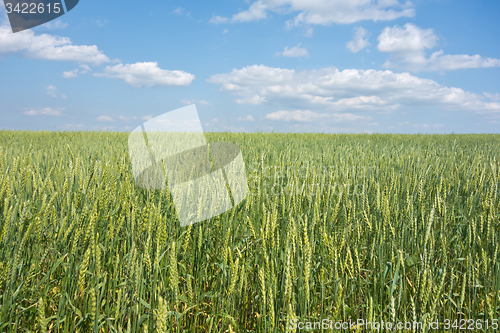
left=278, top=43, right=309, bottom=58
left=208, top=64, right=500, bottom=117
left=172, top=7, right=190, bottom=17
left=63, top=69, right=78, bottom=78
left=181, top=99, right=196, bottom=105
left=304, top=27, right=313, bottom=37
left=181, top=98, right=213, bottom=106
left=209, top=16, right=229, bottom=24
left=80, top=64, right=91, bottom=73
left=231, top=1, right=268, bottom=22
left=94, top=62, right=195, bottom=88
left=424, top=53, right=500, bottom=71
left=378, top=23, right=438, bottom=53
left=45, top=84, right=57, bottom=97
left=346, top=26, right=370, bottom=53
left=484, top=93, right=500, bottom=101
left=265, top=110, right=369, bottom=122
left=62, top=64, right=91, bottom=78
left=173, top=7, right=184, bottom=15
left=210, top=0, right=414, bottom=26
left=378, top=23, right=500, bottom=71
left=0, top=25, right=110, bottom=65
left=238, top=115, right=255, bottom=121
left=42, top=20, right=68, bottom=29
left=235, top=95, right=267, bottom=105
left=390, top=121, right=444, bottom=129
left=96, top=115, right=114, bottom=122
left=24, top=107, right=63, bottom=116
left=210, top=0, right=268, bottom=24
left=118, top=115, right=137, bottom=122
left=223, top=29, right=229, bottom=34
left=61, top=94, right=67, bottom=99
left=142, top=115, right=154, bottom=121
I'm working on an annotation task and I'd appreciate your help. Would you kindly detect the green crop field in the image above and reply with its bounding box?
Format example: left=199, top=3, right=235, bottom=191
left=0, top=131, right=499, bottom=332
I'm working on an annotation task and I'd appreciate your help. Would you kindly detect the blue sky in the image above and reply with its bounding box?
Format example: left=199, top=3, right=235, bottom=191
left=1, top=0, right=499, bottom=133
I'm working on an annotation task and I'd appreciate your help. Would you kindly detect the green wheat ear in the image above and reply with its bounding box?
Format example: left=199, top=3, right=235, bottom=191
left=1, top=132, right=499, bottom=331
left=37, top=298, right=47, bottom=333
left=169, top=241, right=179, bottom=302
left=154, top=296, right=169, bottom=333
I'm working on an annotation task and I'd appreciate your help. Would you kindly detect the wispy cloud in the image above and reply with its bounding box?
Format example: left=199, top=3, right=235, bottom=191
left=346, top=26, right=370, bottom=53
left=96, top=115, right=114, bottom=122
left=238, top=115, right=255, bottom=121
left=94, top=62, right=195, bottom=88
left=277, top=43, right=309, bottom=58
left=265, top=110, right=369, bottom=122
left=181, top=98, right=213, bottom=106
left=210, top=0, right=414, bottom=26
left=118, top=115, right=137, bottom=122
left=24, top=107, right=64, bottom=116
left=62, top=69, right=78, bottom=78
left=389, top=121, right=445, bottom=129
left=172, top=7, right=191, bottom=17
left=93, top=19, right=108, bottom=27
left=173, top=7, right=184, bottom=15
left=45, top=84, right=57, bottom=97
left=62, top=64, right=92, bottom=78
left=42, top=20, right=68, bottom=29
left=80, top=64, right=91, bottom=73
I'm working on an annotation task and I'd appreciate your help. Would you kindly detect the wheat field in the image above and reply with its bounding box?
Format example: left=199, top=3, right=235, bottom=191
left=0, top=131, right=499, bottom=332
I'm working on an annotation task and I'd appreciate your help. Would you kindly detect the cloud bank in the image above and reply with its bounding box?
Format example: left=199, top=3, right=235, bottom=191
left=208, top=64, right=500, bottom=117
